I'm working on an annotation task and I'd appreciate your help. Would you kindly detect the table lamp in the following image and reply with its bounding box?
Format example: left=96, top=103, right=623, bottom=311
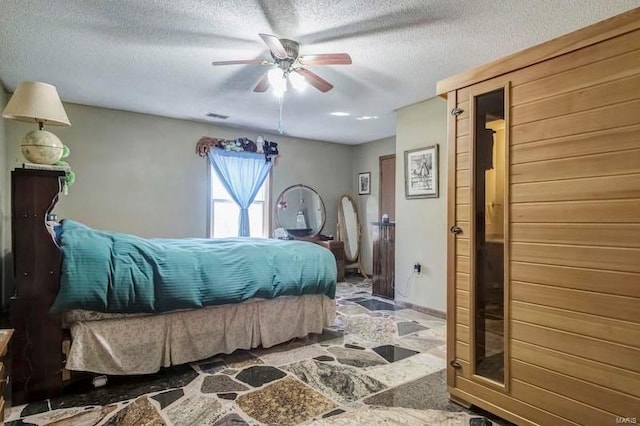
left=2, top=81, right=71, bottom=165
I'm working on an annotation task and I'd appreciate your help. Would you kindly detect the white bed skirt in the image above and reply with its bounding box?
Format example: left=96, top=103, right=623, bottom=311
left=66, top=294, right=336, bottom=375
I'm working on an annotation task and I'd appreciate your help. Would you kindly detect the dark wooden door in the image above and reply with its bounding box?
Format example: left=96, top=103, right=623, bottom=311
left=379, top=155, right=396, bottom=220
left=372, top=223, right=395, bottom=299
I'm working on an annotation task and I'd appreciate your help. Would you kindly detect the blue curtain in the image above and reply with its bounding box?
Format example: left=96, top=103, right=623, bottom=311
left=207, top=150, right=272, bottom=237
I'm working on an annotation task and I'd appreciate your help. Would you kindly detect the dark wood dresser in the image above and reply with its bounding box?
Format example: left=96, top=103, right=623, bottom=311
left=372, top=222, right=395, bottom=299
left=11, top=169, right=66, bottom=404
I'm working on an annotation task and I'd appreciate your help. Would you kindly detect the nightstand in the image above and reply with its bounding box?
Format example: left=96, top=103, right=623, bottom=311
left=313, top=240, right=346, bottom=282
left=0, top=329, right=13, bottom=424
left=287, top=236, right=346, bottom=282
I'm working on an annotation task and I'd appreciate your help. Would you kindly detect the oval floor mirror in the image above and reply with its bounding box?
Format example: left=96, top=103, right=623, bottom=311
left=337, top=194, right=367, bottom=278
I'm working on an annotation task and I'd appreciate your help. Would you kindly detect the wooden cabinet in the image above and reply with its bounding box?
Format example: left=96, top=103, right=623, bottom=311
left=440, top=9, right=640, bottom=426
left=372, top=222, right=394, bottom=299
left=11, top=169, right=65, bottom=404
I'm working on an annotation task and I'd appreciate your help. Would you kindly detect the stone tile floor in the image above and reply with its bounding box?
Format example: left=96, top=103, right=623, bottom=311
left=7, top=278, right=500, bottom=425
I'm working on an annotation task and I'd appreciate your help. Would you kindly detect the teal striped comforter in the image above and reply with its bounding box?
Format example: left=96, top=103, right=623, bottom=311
left=51, top=220, right=337, bottom=313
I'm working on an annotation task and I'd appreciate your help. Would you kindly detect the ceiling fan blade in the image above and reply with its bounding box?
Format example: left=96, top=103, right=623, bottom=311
left=295, top=68, right=333, bottom=93
left=298, top=53, right=352, bottom=66
left=259, top=33, right=288, bottom=59
left=253, top=72, right=270, bottom=92
left=212, top=59, right=271, bottom=66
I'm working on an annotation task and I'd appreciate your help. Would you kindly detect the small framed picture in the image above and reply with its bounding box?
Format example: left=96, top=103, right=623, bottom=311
left=404, top=145, right=439, bottom=199
left=358, top=172, right=371, bottom=195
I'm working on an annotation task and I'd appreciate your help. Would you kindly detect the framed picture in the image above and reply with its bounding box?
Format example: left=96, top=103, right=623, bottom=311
left=404, top=145, right=439, bottom=198
left=358, top=172, right=371, bottom=195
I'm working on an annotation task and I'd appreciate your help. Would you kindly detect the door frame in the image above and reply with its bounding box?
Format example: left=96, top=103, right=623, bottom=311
left=468, top=80, right=512, bottom=392
left=378, top=154, right=396, bottom=221
left=447, top=79, right=512, bottom=393
left=446, top=90, right=458, bottom=388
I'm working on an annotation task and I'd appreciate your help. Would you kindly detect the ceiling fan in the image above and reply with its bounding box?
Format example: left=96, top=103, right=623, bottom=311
left=212, top=34, right=352, bottom=95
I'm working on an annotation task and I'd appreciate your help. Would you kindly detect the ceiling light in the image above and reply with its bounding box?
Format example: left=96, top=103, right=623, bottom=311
left=330, top=112, right=350, bottom=117
left=267, top=68, right=283, bottom=85
left=356, top=115, right=379, bottom=120
left=268, top=68, right=287, bottom=97
left=288, top=71, right=308, bottom=91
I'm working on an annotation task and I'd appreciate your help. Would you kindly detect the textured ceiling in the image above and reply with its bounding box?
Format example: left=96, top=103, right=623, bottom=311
left=1, top=1, right=639, bottom=144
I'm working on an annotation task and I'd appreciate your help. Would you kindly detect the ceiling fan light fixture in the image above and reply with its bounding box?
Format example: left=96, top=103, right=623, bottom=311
left=288, top=71, right=308, bottom=91
left=268, top=68, right=287, bottom=96
left=273, top=85, right=287, bottom=97
left=213, top=33, right=351, bottom=96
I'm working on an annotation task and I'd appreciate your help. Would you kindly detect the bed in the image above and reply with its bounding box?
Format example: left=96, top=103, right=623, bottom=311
left=53, top=220, right=337, bottom=375
left=63, top=294, right=335, bottom=375
left=10, top=168, right=337, bottom=403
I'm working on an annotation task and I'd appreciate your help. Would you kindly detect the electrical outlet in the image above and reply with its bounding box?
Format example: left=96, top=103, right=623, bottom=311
left=413, top=262, right=422, bottom=276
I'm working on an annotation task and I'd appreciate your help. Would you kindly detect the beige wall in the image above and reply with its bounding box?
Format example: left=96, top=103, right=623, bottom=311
left=395, top=97, right=448, bottom=312
left=4, top=102, right=353, bottom=299
left=3, top=96, right=451, bottom=312
left=0, top=89, right=8, bottom=305
left=6, top=102, right=353, bottom=237
left=350, top=136, right=395, bottom=275
left=2, top=97, right=451, bottom=312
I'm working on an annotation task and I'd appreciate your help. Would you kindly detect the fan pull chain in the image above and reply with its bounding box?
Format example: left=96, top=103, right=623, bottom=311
left=278, top=94, right=284, bottom=134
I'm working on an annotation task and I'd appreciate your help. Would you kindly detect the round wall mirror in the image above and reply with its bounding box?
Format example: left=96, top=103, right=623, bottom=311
left=275, top=184, right=326, bottom=237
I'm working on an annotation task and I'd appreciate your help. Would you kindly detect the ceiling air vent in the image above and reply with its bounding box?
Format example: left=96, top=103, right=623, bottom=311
left=206, top=113, right=229, bottom=119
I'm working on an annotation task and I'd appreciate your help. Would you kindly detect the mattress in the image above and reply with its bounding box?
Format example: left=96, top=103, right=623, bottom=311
left=65, top=294, right=336, bottom=375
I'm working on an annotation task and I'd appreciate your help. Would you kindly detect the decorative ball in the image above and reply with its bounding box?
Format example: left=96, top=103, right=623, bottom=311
left=61, top=144, right=70, bottom=158
left=20, top=130, right=64, bottom=165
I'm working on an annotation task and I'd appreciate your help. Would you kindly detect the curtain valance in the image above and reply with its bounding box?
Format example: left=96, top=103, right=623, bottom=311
left=196, top=136, right=278, bottom=162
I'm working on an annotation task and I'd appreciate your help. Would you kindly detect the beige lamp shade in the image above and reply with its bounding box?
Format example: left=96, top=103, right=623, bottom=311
left=2, top=81, right=70, bottom=126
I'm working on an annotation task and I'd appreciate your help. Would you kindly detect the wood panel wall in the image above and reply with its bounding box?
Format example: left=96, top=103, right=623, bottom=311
left=447, top=22, right=640, bottom=426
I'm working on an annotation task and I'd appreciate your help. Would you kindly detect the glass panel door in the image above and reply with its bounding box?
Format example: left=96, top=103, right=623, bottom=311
left=472, top=88, right=506, bottom=384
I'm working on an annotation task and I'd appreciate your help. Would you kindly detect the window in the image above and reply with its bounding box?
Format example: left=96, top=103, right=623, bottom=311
left=209, top=166, right=269, bottom=238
